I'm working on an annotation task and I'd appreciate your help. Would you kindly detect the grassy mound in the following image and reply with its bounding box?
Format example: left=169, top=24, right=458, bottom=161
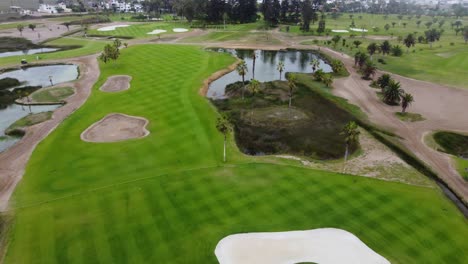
left=4, top=45, right=468, bottom=264
left=215, top=79, right=357, bottom=159
left=0, top=37, right=39, bottom=52
left=31, top=87, right=74, bottom=103
left=433, top=132, right=468, bottom=157
left=5, top=112, right=53, bottom=136
left=395, top=112, right=425, bottom=122
left=433, top=131, right=468, bottom=180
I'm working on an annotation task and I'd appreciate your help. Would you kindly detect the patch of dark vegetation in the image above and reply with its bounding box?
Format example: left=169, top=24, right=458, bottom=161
left=0, top=86, right=41, bottom=108
left=0, top=78, right=20, bottom=90
left=433, top=132, right=468, bottom=158
left=64, top=15, right=111, bottom=25
left=5, top=128, right=25, bottom=137
left=0, top=37, right=39, bottom=52
left=87, top=34, right=134, bottom=39
left=0, top=213, right=12, bottom=263
left=214, top=78, right=358, bottom=160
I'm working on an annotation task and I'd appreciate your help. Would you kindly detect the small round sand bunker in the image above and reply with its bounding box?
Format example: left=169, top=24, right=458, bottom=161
left=99, top=75, right=132, bottom=92
left=81, top=113, right=149, bottom=143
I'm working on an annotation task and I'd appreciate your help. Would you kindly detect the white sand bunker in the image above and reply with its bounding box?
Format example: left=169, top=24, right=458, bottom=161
left=332, top=29, right=349, bottom=33
left=81, top=113, right=149, bottom=143
left=350, top=28, right=368, bottom=32
left=100, top=75, right=132, bottom=92
left=97, top=25, right=130, bottom=31
left=173, top=28, right=188, bottom=33
left=147, top=29, right=167, bottom=35
left=215, top=228, right=390, bottom=264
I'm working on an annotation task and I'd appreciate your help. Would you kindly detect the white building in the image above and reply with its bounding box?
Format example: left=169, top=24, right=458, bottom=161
left=103, top=1, right=144, bottom=13
left=37, top=3, right=72, bottom=14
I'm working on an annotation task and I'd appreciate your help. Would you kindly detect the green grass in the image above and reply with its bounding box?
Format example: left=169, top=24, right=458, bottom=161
left=297, top=13, right=468, bottom=88
left=432, top=131, right=468, bottom=180
left=87, top=22, right=191, bottom=38
left=0, top=37, right=109, bottom=67
left=4, top=45, right=468, bottom=264
left=455, top=157, right=468, bottom=180
left=395, top=112, right=425, bottom=122
left=31, top=87, right=74, bottom=103
left=6, top=112, right=52, bottom=131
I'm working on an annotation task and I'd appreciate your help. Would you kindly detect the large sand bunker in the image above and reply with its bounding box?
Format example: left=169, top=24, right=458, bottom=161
left=81, top=113, right=149, bottom=143
left=173, top=28, right=189, bottom=32
left=215, top=228, right=390, bottom=264
left=147, top=29, right=167, bottom=35
left=99, top=75, right=132, bottom=92
left=97, top=25, right=130, bottom=31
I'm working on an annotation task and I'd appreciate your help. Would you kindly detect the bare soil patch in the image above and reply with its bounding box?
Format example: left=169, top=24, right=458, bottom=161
left=81, top=113, right=149, bottom=143
left=99, top=75, right=132, bottom=92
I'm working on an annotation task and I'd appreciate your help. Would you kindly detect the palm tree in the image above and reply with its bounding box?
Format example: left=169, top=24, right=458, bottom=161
left=367, top=42, right=378, bottom=60
left=248, top=79, right=260, bottom=121
left=377, top=74, right=392, bottom=91
left=251, top=50, right=257, bottom=79
left=277, top=61, right=285, bottom=80
left=216, top=115, right=231, bottom=162
left=313, top=69, right=325, bottom=82
left=236, top=60, right=248, bottom=99
left=310, top=58, right=320, bottom=72
left=362, top=60, right=377, bottom=80
left=330, top=59, right=344, bottom=75
left=401, top=93, right=414, bottom=113
left=380, top=41, right=391, bottom=55
left=403, top=34, right=416, bottom=53
left=383, top=80, right=404, bottom=104
left=287, top=74, right=296, bottom=108
left=249, top=79, right=260, bottom=95
left=323, top=74, right=333, bottom=87
left=17, top=24, right=24, bottom=36
left=341, top=121, right=360, bottom=173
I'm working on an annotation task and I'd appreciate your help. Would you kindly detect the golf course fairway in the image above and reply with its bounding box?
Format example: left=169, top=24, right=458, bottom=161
left=4, top=45, right=468, bottom=264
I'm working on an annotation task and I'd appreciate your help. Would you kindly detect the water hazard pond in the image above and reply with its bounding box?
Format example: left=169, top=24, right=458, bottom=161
left=208, top=49, right=356, bottom=159
left=207, top=49, right=333, bottom=98
left=0, top=64, right=79, bottom=152
left=0, top=48, right=59, bottom=58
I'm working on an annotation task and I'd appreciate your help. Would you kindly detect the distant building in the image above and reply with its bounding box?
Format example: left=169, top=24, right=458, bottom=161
left=37, top=3, right=72, bottom=14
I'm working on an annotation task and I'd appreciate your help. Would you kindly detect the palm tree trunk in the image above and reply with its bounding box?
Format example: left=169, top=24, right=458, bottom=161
left=223, top=135, right=226, bottom=162
left=289, top=95, right=292, bottom=108
left=242, top=76, right=245, bottom=99
left=342, top=144, right=349, bottom=173
left=252, top=58, right=256, bottom=79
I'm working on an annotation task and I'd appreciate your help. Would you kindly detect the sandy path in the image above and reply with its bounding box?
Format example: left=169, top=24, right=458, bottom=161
left=0, top=54, right=99, bottom=211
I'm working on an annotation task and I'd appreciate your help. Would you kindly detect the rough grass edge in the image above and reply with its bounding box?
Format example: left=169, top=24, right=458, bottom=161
left=297, top=73, right=468, bottom=213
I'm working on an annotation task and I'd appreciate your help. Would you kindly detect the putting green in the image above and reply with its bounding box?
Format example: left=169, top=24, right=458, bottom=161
left=4, top=45, right=468, bottom=263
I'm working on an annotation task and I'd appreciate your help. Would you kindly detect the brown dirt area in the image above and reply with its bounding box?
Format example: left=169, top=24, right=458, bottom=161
left=81, top=113, right=149, bottom=143
left=99, top=75, right=132, bottom=92
left=0, top=19, right=80, bottom=43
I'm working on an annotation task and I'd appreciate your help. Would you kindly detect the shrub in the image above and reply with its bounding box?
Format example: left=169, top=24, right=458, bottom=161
left=0, top=77, right=20, bottom=90
left=377, top=58, right=386, bottom=64
left=391, top=45, right=403, bottom=56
